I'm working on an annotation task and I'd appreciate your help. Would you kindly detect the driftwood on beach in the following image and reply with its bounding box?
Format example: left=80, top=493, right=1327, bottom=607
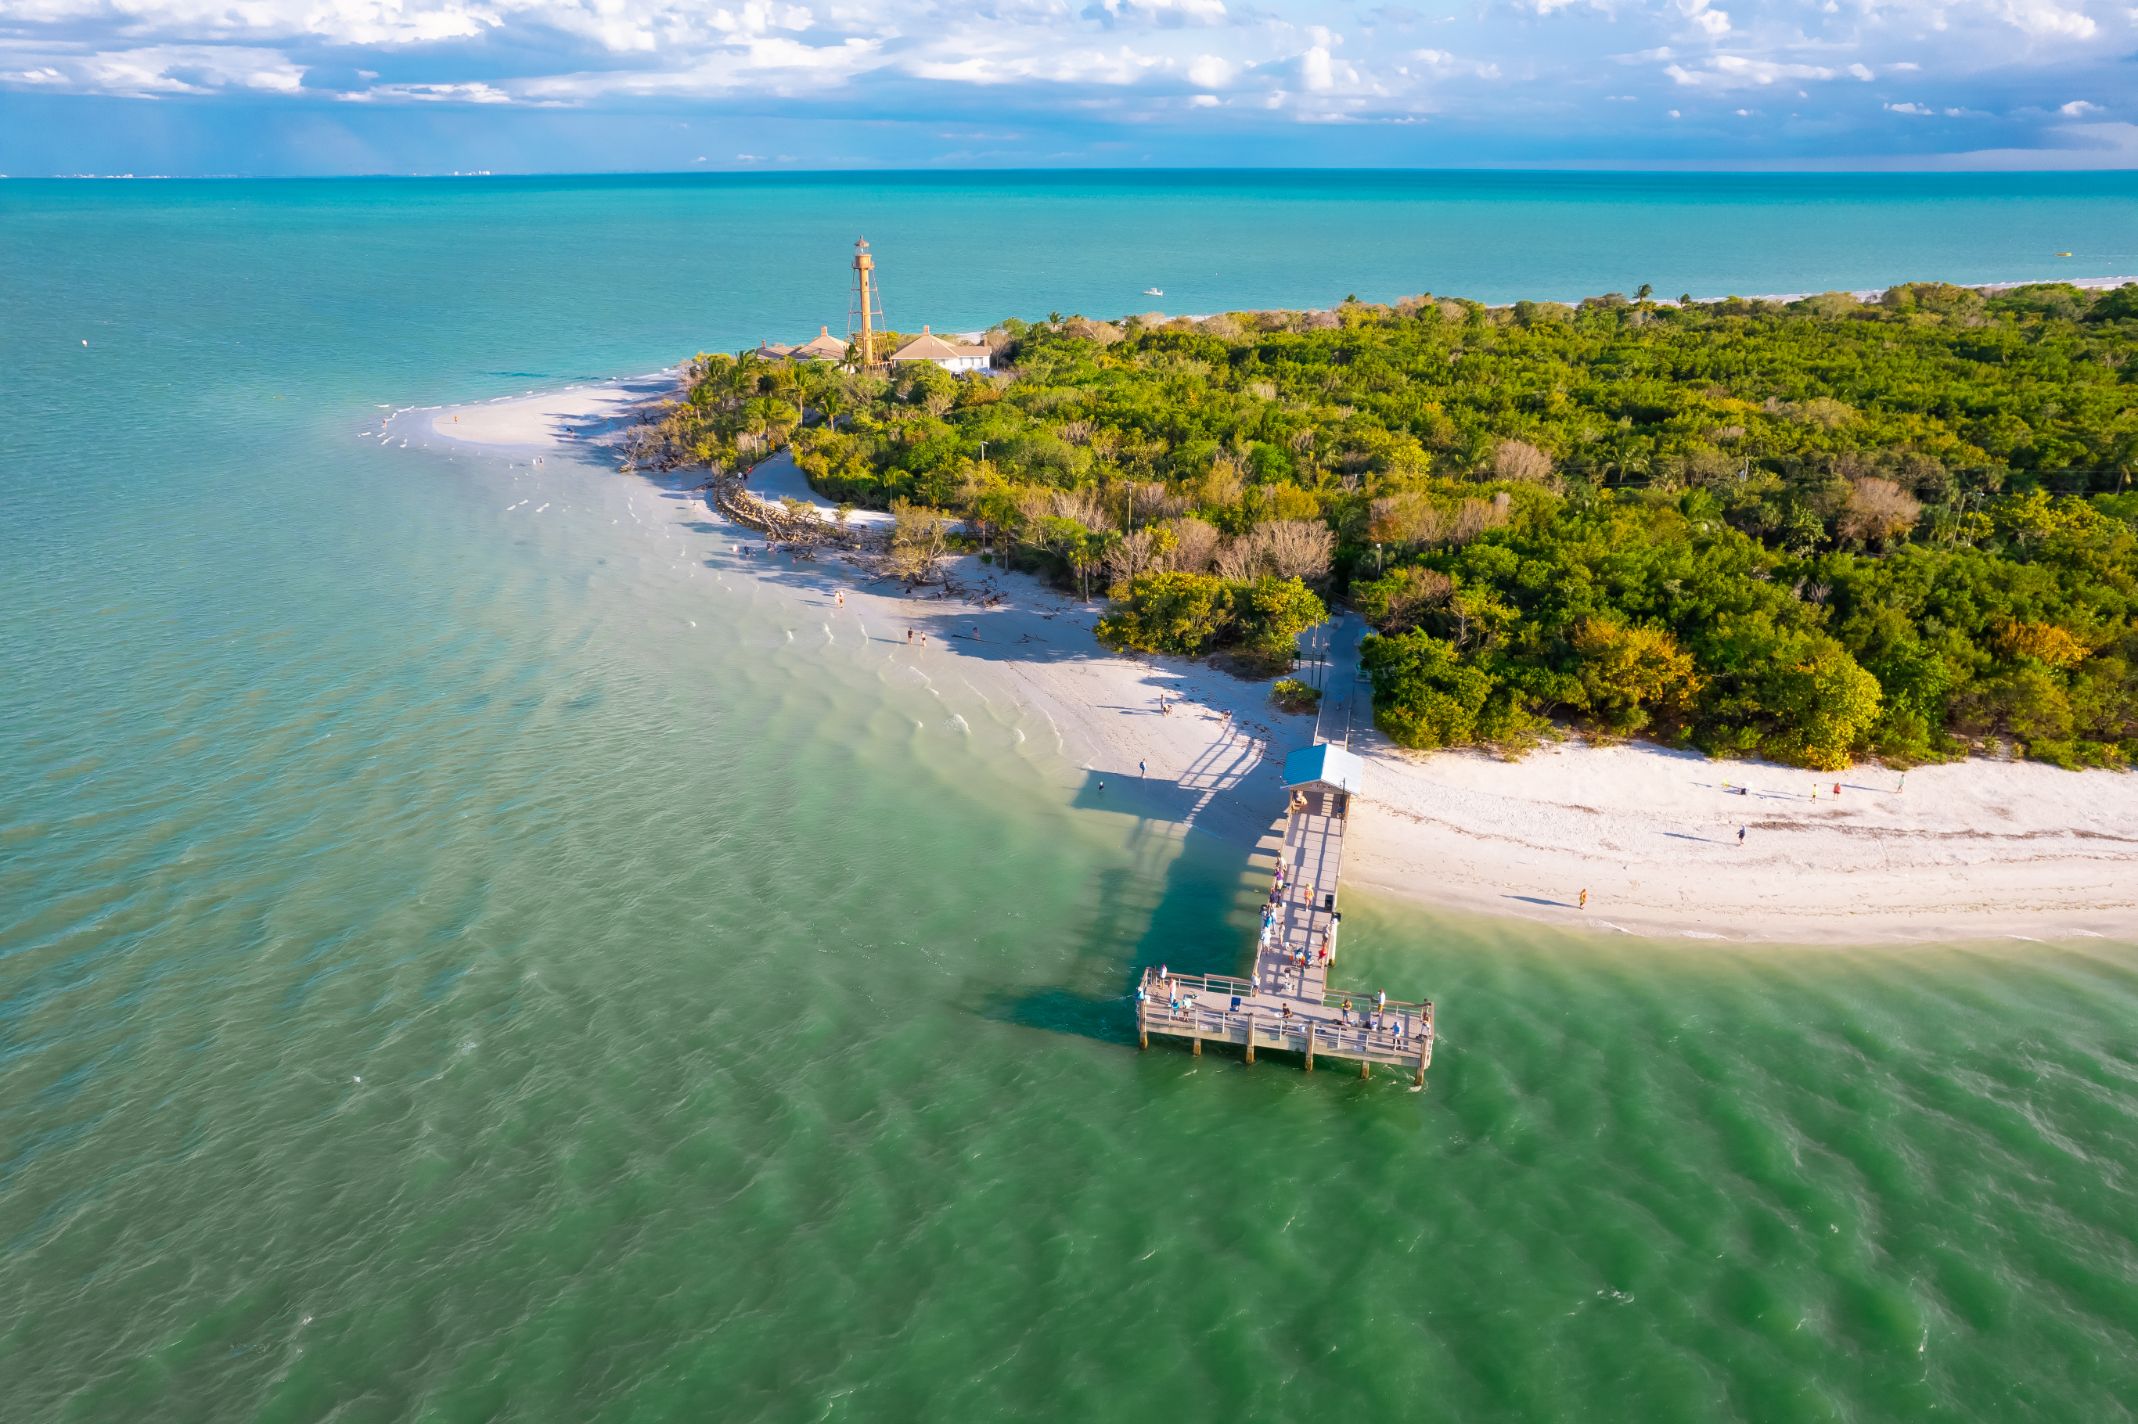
left=708, top=466, right=878, bottom=554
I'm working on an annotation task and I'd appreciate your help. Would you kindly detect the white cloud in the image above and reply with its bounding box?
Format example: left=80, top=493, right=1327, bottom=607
left=1300, top=44, right=1335, bottom=91
left=2, top=42, right=304, bottom=97
left=1681, top=0, right=1731, bottom=37
left=2000, top=0, right=2098, bottom=39
left=344, top=80, right=514, bottom=103
left=1663, top=52, right=1886, bottom=90
left=1186, top=53, right=1233, bottom=88
left=1, top=0, right=2133, bottom=172
left=1085, top=0, right=1228, bottom=22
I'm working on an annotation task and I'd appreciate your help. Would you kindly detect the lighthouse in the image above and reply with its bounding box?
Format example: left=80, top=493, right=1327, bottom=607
left=848, top=237, right=885, bottom=367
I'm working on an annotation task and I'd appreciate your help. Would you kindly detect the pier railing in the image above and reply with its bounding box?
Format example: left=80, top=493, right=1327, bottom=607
left=1137, top=968, right=1434, bottom=1081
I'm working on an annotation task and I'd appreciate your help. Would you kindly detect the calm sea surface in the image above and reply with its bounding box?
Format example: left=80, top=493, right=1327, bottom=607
left=4, top=173, right=2137, bottom=1422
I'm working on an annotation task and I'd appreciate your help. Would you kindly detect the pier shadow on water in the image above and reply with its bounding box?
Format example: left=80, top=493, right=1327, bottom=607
left=978, top=766, right=1286, bottom=1050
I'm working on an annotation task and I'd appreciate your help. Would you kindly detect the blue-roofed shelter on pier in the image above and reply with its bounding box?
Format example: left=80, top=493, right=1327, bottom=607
left=1282, top=742, right=1365, bottom=796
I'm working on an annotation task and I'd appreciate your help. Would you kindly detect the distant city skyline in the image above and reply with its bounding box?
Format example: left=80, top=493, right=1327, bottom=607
left=2, top=0, right=2131, bottom=176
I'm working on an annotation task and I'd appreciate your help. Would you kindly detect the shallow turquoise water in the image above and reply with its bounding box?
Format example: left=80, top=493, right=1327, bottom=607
left=4, top=174, right=2137, bottom=1422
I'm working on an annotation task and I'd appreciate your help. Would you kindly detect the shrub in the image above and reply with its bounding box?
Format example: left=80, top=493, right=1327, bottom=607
left=1271, top=678, right=1322, bottom=714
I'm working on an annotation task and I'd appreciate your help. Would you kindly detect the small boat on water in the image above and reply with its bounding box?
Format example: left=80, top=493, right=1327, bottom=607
left=2056, top=251, right=2073, bottom=257
left=1143, top=287, right=1163, bottom=296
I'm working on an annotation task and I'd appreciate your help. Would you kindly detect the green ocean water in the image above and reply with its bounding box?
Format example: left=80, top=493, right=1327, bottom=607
left=4, top=173, right=2137, bottom=1422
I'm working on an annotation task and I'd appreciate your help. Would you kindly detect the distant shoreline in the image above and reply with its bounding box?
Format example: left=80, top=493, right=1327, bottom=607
left=1112, top=274, right=2136, bottom=332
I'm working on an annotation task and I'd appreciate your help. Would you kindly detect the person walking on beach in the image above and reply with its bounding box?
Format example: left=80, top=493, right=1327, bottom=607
left=1139, top=759, right=1147, bottom=778
left=905, top=628, right=912, bottom=644
left=1737, top=825, right=1747, bottom=846
left=1579, top=888, right=1589, bottom=910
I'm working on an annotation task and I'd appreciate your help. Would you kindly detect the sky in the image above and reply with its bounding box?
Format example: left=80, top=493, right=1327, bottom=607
left=0, top=0, right=2132, bottom=175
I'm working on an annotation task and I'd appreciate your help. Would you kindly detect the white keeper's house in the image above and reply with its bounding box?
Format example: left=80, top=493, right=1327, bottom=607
left=886, top=326, right=992, bottom=374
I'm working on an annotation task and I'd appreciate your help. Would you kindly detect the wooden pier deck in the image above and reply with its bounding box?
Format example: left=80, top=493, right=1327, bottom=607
left=1136, top=624, right=1434, bottom=1082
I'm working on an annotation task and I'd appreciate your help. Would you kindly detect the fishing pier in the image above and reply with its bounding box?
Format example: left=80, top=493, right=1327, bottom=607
left=1136, top=621, right=1435, bottom=1083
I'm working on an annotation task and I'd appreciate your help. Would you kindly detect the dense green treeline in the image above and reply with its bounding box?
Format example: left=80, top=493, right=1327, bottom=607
left=642, top=281, right=2138, bottom=768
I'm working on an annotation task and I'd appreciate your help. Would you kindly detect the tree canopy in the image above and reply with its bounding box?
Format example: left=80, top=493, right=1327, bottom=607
left=644, top=282, right=2138, bottom=768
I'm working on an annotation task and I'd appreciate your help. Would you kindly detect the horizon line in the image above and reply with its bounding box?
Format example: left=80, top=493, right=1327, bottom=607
left=11, top=163, right=2138, bottom=182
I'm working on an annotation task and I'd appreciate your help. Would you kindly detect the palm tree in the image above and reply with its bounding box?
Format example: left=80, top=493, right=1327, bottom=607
left=813, top=376, right=844, bottom=433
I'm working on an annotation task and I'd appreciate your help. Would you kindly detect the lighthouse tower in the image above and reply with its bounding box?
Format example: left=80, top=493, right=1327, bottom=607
left=847, top=237, right=885, bottom=367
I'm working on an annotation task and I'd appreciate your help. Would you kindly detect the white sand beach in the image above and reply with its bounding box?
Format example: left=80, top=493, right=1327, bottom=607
left=393, top=377, right=2138, bottom=946
left=386, top=370, right=682, bottom=451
